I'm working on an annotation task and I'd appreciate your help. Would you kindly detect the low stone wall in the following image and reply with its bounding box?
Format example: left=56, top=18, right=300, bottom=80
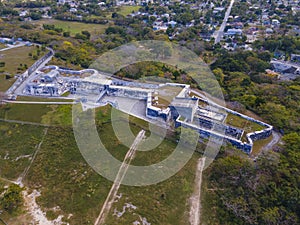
left=107, top=86, right=149, bottom=100
left=177, top=92, right=273, bottom=154
left=28, top=51, right=53, bottom=75
left=176, top=117, right=253, bottom=154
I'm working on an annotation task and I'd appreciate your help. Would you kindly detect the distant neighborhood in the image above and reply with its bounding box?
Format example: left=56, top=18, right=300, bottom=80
left=0, top=0, right=298, bottom=81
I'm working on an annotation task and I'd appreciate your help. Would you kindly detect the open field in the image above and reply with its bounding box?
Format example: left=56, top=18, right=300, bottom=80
left=16, top=96, right=73, bottom=102
left=0, top=122, right=45, bottom=180
left=24, top=126, right=112, bottom=224
left=0, top=101, right=274, bottom=224
left=0, top=103, right=53, bottom=124
left=117, top=6, right=141, bottom=16
left=94, top=108, right=201, bottom=225
left=31, top=19, right=109, bottom=36
left=0, top=43, right=6, bottom=49
left=0, top=45, right=42, bottom=75
left=104, top=153, right=199, bottom=225
left=0, top=103, right=202, bottom=224
left=0, top=74, right=15, bottom=92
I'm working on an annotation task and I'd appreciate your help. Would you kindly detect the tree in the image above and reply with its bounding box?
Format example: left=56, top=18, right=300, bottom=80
left=258, top=102, right=290, bottom=130
left=63, top=31, right=70, bottom=37
left=81, top=30, right=91, bottom=40
left=0, top=184, right=23, bottom=214
left=212, top=68, right=225, bottom=84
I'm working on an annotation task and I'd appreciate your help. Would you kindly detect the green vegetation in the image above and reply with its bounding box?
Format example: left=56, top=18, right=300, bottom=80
left=117, top=6, right=141, bottom=17
left=105, top=154, right=199, bottom=225
left=33, top=19, right=109, bottom=36
left=212, top=51, right=300, bottom=132
left=115, top=61, right=194, bottom=84
left=25, top=125, right=112, bottom=224
left=0, top=122, right=44, bottom=180
left=0, top=74, right=15, bottom=92
left=0, top=2, right=298, bottom=224
left=0, top=101, right=204, bottom=224
left=203, top=134, right=300, bottom=225
left=202, top=43, right=300, bottom=225
left=41, top=105, right=72, bottom=126
left=251, top=134, right=273, bottom=156
left=225, top=113, right=265, bottom=133
left=0, top=103, right=53, bottom=124
left=16, top=96, right=73, bottom=102
left=253, top=36, right=300, bottom=56
left=0, top=183, right=23, bottom=219
left=0, top=46, right=42, bottom=75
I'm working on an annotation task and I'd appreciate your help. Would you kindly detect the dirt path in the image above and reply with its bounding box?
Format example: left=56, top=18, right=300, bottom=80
left=23, top=189, right=67, bottom=225
left=262, top=131, right=281, bottom=152
left=189, top=157, right=206, bottom=225
left=0, top=118, right=50, bottom=127
left=94, top=130, right=146, bottom=225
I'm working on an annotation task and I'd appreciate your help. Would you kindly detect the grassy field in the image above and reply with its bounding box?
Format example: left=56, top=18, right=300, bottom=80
left=96, top=108, right=200, bottom=224
left=23, top=119, right=200, bottom=224
left=0, top=103, right=202, bottom=224
left=31, top=19, right=109, bottom=36
left=1, top=102, right=267, bottom=224
left=0, top=74, right=15, bottom=92
left=225, top=113, right=265, bottom=133
left=0, top=122, right=45, bottom=180
left=117, top=6, right=141, bottom=16
left=0, top=43, right=6, bottom=49
left=104, top=154, right=199, bottom=225
left=0, top=46, right=41, bottom=75
left=16, top=96, right=73, bottom=102
left=0, top=103, right=53, bottom=124
left=25, top=126, right=112, bottom=224
left=201, top=171, right=220, bottom=225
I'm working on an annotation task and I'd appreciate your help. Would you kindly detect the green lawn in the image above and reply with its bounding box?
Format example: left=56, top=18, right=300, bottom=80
left=0, top=103, right=53, bottom=124
left=0, top=122, right=45, bottom=180
left=24, top=126, right=112, bottom=224
left=0, top=104, right=204, bottom=224
left=225, top=113, right=265, bottom=133
left=0, top=46, right=41, bottom=75
left=117, top=6, right=141, bottom=16
left=0, top=74, right=15, bottom=92
left=104, top=153, right=199, bottom=225
left=16, top=96, right=73, bottom=102
left=32, top=19, right=109, bottom=36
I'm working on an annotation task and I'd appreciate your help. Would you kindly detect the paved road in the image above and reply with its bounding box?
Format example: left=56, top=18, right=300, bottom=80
left=271, top=60, right=300, bottom=69
left=214, top=0, right=235, bottom=44
left=94, top=130, right=146, bottom=225
left=262, top=131, right=281, bottom=152
left=0, top=42, right=26, bottom=52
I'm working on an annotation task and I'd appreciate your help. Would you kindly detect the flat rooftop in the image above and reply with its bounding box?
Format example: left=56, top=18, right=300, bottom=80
left=170, top=98, right=198, bottom=108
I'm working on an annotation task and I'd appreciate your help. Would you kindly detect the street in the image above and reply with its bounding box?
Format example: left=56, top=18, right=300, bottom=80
left=213, top=0, right=235, bottom=44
